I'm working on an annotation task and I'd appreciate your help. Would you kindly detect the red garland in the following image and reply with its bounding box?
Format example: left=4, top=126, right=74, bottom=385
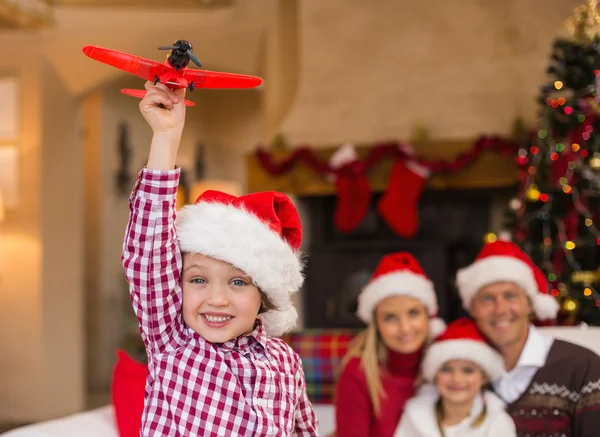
left=254, top=136, right=519, bottom=177
left=253, top=135, right=519, bottom=236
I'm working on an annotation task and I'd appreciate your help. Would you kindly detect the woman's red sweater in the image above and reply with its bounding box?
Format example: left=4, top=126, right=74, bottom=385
left=334, top=347, right=422, bottom=437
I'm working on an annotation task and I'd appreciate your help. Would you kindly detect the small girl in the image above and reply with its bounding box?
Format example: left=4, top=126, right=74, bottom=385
left=394, top=318, right=516, bottom=437
left=122, top=82, right=318, bottom=436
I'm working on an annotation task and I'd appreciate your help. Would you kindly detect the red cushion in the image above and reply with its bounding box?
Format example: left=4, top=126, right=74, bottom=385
left=111, top=349, right=148, bottom=437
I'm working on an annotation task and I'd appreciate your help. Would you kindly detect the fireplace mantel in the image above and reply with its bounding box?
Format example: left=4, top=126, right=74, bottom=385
left=246, top=139, right=518, bottom=195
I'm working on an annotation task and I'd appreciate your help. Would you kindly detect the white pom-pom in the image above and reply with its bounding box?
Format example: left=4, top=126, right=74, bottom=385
left=497, top=230, right=513, bottom=241
left=429, top=317, right=447, bottom=339
left=259, top=306, right=298, bottom=337
left=533, top=293, right=560, bottom=321
left=328, top=143, right=358, bottom=169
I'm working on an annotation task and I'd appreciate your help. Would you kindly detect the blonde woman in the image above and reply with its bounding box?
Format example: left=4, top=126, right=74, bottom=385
left=334, top=252, right=446, bottom=437
left=394, top=318, right=516, bottom=437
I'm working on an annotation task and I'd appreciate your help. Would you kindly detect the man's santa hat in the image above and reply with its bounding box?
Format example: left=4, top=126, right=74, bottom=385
left=456, top=240, right=559, bottom=321
left=421, top=317, right=505, bottom=382
left=357, top=252, right=446, bottom=338
left=175, top=189, right=304, bottom=337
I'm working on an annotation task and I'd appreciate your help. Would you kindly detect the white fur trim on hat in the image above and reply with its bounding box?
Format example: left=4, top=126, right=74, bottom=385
left=357, top=271, right=437, bottom=323
left=457, top=256, right=537, bottom=310
left=405, top=159, right=431, bottom=179
left=532, top=293, right=560, bottom=320
left=176, top=201, right=303, bottom=336
left=421, top=339, right=506, bottom=382
left=429, top=317, right=447, bottom=339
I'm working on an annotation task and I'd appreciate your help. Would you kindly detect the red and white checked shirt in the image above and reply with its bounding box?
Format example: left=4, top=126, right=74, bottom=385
left=122, top=167, right=319, bottom=437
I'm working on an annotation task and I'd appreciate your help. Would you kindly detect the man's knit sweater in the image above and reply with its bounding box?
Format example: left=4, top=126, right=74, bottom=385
left=501, top=339, right=600, bottom=437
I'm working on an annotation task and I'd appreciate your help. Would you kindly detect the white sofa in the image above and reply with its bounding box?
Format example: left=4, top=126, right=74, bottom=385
left=3, top=325, right=600, bottom=437
left=0, top=404, right=335, bottom=437
left=1, top=407, right=117, bottom=437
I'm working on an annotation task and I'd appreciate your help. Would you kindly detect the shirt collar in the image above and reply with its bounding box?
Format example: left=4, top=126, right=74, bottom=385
left=218, top=320, right=269, bottom=354
left=514, top=324, right=553, bottom=369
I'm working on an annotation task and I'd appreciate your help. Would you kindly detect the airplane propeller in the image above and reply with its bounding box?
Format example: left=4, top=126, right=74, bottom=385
left=158, top=41, right=202, bottom=68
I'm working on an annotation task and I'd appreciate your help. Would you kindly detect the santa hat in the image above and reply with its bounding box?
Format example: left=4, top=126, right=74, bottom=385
left=456, top=240, right=559, bottom=321
left=356, top=252, right=446, bottom=338
left=175, top=189, right=304, bottom=337
left=421, top=318, right=505, bottom=382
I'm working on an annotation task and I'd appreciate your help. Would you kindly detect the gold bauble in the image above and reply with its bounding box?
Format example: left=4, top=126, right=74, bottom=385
left=509, top=197, right=523, bottom=211
left=411, top=122, right=429, bottom=145
left=562, top=297, right=578, bottom=313
left=589, top=152, right=600, bottom=170
left=564, top=0, right=600, bottom=44
left=272, top=134, right=288, bottom=151
left=572, top=268, right=600, bottom=284
left=483, top=233, right=497, bottom=244
left=525, top=184, right=541, bottom=201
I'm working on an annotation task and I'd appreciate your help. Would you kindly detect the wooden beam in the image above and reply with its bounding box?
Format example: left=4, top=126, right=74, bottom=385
left=0, top=0, right=53, bottom=29
left=246, top=139, right=519, bottom=195
left=54, top=0, right=233, bottom=7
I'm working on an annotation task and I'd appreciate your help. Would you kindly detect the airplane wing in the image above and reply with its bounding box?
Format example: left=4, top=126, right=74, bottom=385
left=83, top=46, right=172, bottom=82
left=121, top=89, right=195, bottom=106
left=184, top=69, right=263, bottom=89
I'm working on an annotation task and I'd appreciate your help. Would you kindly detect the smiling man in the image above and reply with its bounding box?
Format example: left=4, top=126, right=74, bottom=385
left=456, top=240, right=600, bottom=437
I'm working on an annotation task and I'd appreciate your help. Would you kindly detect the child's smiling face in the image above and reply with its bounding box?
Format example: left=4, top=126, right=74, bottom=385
left=181, top=253, right=262, bottom=343
left=435, top=359, right=486, bottom=406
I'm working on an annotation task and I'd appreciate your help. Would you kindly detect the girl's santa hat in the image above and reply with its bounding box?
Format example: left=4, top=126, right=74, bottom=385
left=421, top=318, right=505, bottom=382
left=175, top=189, right=304, bottom=337
left=456, top=240, right=559, bottom=321
left=357, top=252, right=446, bottom=338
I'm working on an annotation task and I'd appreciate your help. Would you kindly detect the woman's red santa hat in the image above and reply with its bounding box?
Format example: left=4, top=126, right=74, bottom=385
left=357, top=252, right=446, bottom=338
left=175, top=189, right=304, bottom=337
left=421, top=318, right=505, bottom=382
left=456, top=239, right=559, bottom=321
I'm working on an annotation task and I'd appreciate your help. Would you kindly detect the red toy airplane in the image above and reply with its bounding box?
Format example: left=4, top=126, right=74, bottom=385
left=82, top=40, right=262, bottom=107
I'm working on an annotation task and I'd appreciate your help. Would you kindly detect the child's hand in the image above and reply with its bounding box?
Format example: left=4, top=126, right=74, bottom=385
left=139, top=81, right=187, bottom=134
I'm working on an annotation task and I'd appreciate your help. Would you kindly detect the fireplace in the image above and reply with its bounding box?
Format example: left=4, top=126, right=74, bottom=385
left=298, top=188, right=512, bottom=329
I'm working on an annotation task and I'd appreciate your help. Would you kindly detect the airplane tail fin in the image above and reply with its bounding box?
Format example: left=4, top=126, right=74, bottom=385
left=120, top=89, right=195, bottom=107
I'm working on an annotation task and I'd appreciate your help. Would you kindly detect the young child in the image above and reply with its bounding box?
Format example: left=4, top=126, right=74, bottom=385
left=394, top=318, right=516, bottom=437
left=122, top=82, right=319, bottom=436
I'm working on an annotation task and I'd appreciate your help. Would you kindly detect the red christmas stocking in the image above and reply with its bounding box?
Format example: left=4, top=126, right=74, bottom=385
left=377, top=158, right=430, bottom=238
left=334, top=170, right=371, bottom=232
left=329, top=144, right=372, bottom=233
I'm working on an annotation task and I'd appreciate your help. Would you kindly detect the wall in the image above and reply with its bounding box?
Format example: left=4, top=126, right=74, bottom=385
left=280, top=0, right=582, bottom=145
left=40, top=60, right=85, bottom=419
left=0, top=36, right=43, bottom=422
left=192, top=88, right=263, bottom=189
left=0, top=41, right=85, bottom=421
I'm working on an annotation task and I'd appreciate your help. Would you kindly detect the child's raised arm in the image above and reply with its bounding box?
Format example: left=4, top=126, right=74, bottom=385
left=122, top=82, right=188, bottom=356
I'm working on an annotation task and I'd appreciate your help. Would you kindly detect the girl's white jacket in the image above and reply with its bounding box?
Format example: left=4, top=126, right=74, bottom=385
left=393, top=388, right=516, bottom=437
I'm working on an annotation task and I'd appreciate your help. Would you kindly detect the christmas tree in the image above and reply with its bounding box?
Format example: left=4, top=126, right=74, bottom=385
left=505, top=0, right=600, bottom=325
